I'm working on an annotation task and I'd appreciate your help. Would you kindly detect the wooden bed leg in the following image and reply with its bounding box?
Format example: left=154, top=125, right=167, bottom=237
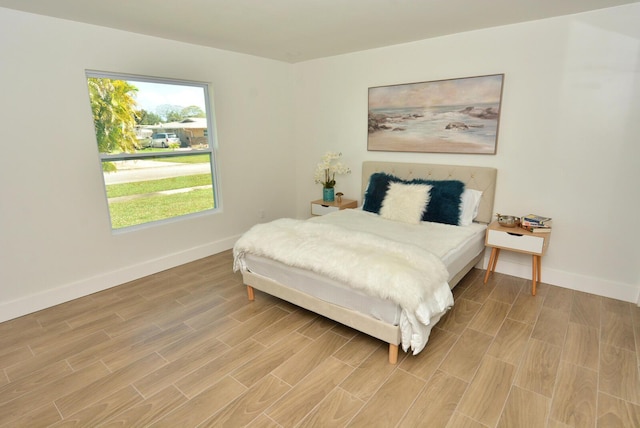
left=246, top=285, right=255, bottom=301
left=388, top=344, right=399, bottom=364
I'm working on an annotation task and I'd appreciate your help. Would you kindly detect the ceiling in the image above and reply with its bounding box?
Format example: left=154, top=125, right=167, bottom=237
left=0, top=0, right=637, bottom=62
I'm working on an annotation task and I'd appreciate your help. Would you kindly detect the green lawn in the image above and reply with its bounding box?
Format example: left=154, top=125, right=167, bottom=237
left=106, top=170, right=215, bottom=229
left=103, top=151, right=215, bottom=229
left=136, top=149, right=210, bottom=165
left=108, top=188, right=215, bottom=229
left=153, top=154, right=211, bottom=164
left=106, top=174, right=212, bottom=198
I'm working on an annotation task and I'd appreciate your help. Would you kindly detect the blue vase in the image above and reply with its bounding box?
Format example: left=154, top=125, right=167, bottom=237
left=323, top=187, right=335, bottom=202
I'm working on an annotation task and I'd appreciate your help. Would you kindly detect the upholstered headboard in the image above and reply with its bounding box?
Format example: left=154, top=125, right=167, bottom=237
left=361, top=161, right=497, bottom=224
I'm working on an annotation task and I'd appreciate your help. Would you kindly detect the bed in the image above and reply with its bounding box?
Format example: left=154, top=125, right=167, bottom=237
left=233, top=161, right=497, bottom=363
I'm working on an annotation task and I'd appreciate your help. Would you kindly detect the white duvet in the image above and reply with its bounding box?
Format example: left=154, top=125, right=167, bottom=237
left=234, top=210, right=480, bottom=354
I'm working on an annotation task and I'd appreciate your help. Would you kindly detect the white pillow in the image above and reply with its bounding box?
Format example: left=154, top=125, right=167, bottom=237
left=458, top=189, right=483, bottom=226
left=380, top=182, right=432, bottom=224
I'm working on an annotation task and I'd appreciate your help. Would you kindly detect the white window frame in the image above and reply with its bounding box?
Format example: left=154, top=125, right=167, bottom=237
left=86, top=70, right=221, bottom=231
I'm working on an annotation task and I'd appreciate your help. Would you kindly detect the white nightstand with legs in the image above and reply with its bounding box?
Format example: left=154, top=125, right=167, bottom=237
left=483, top=221, right=551, bottom=295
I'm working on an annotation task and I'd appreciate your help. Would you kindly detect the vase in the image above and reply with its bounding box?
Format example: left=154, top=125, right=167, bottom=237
left=323, top=187, right=335, bottom=202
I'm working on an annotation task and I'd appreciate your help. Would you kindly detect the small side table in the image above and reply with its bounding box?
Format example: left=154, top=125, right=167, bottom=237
left=311, top=198, right=357, bottom=216
left=483, top=221, right=551, bottom=295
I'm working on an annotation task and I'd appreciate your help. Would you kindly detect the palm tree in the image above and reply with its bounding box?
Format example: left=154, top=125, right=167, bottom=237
left=87, top=78, right=139, bottom=155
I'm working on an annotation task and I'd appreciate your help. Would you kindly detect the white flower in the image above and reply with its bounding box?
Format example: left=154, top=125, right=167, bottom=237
left=314, top=151, right=351, bottom=188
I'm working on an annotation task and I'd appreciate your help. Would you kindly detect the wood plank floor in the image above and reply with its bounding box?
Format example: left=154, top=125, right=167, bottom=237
left=1, top=250, right=639, bottom=427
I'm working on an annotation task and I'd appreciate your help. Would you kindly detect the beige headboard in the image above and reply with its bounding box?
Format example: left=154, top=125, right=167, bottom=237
left=361, top=161, right=497, bottom=224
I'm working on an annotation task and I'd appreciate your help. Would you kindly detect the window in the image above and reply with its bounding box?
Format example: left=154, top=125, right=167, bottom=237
left=86, top=71, right=219, bottom=230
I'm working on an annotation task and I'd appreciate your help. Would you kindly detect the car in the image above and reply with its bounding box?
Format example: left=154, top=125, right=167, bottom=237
left=150, top=133, right=180, bottom=148
left=134, top=137, right=152, bottom=149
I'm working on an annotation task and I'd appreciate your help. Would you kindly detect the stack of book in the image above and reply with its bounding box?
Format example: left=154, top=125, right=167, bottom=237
left=521, top=214, right=552, bottom=233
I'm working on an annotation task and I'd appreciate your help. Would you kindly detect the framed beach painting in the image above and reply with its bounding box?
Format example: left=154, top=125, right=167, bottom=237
left=368, top=74, right=504, bottom=154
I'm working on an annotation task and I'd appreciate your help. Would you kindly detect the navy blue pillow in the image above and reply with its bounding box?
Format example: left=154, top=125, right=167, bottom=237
left=362, top=173, right=392, bottom=213
left=363, top=173, right=464, bottom=225
left=413, top=177, right=465, bottom=224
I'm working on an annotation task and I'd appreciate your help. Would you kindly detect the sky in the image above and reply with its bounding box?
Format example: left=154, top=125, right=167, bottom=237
left=128, top=80, right=207, bottom=113
left=369, top=74, right=504, bottom=109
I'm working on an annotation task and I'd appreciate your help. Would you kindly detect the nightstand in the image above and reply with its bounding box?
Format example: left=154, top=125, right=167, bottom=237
left=311, top=198, right=357, bottom=216
left=483, top=221, right=551, bottom=295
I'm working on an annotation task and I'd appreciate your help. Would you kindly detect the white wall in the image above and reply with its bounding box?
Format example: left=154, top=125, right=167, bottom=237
left=292, top=4, right=640, bottom=303
left=1, top=5, right=638, bottom=322
left=0, top=8, right=295, bottom=322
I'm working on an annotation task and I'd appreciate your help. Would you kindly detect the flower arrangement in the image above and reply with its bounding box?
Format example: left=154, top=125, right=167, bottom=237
left=314, top=152, right=351, bottom=189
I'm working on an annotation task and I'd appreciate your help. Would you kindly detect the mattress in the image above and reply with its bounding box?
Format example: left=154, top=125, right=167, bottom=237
left=242, top=212, right=486, bottom=325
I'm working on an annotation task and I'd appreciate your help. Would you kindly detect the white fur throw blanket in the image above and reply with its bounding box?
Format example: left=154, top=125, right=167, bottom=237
left=233, top=216, right=455, bottom=353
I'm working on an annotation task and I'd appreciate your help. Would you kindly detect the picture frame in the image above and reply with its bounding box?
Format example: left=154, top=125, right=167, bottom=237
left=368, top=74, right=504, bottom=154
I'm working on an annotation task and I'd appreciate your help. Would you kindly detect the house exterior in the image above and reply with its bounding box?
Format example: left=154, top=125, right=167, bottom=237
left=147, top=118, right=209, bottom=148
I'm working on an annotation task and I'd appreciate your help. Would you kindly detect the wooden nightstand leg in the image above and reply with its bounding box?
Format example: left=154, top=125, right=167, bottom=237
left=492, top=248, right=500, bottom=271
left=484, top=247, right=500, bottom=284
left=531, top=255, right=538, bottom=296
left=537, top=256, right=542, bottom=282
left=483, top=249, right=495, bottom=283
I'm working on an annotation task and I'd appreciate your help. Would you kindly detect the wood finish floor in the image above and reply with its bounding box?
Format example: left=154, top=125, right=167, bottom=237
left=1, top=250, right=639, bottom=427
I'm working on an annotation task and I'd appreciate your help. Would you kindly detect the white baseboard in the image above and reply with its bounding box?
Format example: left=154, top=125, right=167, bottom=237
left=0, top=236, right=240, bottom=323
left=482, top=253, right=640, bottom=304
left=4, top=238, right=638, bottom=323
